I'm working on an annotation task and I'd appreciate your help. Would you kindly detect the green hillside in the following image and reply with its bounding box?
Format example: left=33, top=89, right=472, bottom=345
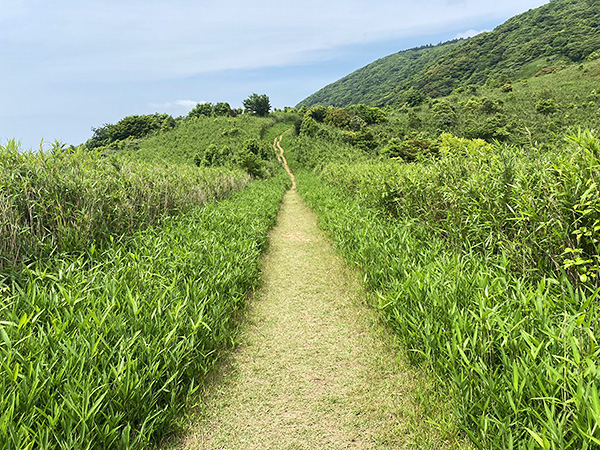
left=298, top=0, right=600, bottom=108
left=287, top=12, right=600, bottom=441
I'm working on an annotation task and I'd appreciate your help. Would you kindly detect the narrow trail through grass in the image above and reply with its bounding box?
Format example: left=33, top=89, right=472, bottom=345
left=172, top=137, right=460, bottom=449
left=274, top=134, right=296, bottom=189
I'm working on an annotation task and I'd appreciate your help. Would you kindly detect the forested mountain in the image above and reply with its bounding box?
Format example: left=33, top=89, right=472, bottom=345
left=298, top=0, right=600, bottom=108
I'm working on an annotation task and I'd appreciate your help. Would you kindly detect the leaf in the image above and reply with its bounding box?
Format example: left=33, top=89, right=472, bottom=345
left=525, top=428, right=550, bottom=450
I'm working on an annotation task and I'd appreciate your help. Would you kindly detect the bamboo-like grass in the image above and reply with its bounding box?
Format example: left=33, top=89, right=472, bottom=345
left=317, top=130, right=599, bottom=287
left=0, top=171, right=289, bottom=449
left=0, top=142, right=251, bottom=272
left=294, top=130, right=600, bottom=449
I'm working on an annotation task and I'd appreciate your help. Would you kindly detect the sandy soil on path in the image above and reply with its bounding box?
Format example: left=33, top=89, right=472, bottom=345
left=274, top=134, right=296, bottom=190
left=171, top=137, right=460, bottom=449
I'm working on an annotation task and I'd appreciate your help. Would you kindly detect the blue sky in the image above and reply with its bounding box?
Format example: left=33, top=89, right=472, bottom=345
left=1, top=0, right=549, bottom=149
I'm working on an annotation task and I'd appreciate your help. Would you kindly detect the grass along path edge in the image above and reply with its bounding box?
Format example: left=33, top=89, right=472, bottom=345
left=166, top=159, right=467, bottom=449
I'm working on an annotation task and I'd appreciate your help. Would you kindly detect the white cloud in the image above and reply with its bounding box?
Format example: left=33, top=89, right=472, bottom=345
left=455, top=29, right=488, bottom=39
left=0, top=0, right=550, bottom=83
left=148, top=100, right=202, bottom=115
left=150, top=100, right=199, bottom=110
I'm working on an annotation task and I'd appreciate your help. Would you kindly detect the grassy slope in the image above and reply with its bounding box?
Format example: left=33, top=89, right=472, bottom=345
left=0, top=114, right=295, bottom=448
left=0, top=143, right=251, bottom=272
left=130, top=115, right=275, bottom=166
left=295, top=162, right=600, bottom=448
left=287, top=97, right=600, bottom=448
left=0, top=172, right=290, bottom=450
left=293, top=57, right=600, bottom=154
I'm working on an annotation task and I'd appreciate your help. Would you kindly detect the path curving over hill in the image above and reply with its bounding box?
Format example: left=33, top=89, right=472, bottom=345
left=169, top=137, right=462, bottom=449
left=274, top=134, right=296, bottom=190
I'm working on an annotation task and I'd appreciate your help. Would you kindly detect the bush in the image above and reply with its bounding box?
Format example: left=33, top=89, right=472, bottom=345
left=432, top=100, right=458, bottom=128
left=232, top=138, right=275, bottom=178
left=299, top=116, right=320, bottom=137
left=348, top=104, right=388, bottom=124
left=344, top=129, right=378, bottom=152
left=86, top=114, right=175, bottom=150
left=464, top=113, right=511, bottom=141
left=324, top=107, right=352, bottom=128
left=381, top=136, right=440, bottom=161
left=305, top=105, right=328, bottom=122
left=536, top=98, right=558, bottom=115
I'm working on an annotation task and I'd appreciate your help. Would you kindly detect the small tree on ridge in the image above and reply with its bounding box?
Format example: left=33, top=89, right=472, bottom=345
left=243, top=93, right=271, bottom=117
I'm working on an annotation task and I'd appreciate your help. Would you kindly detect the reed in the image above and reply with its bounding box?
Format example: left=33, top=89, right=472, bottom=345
left=0, top=142, right=251, bottom=271
left=294, top=130, right=600, bottom=448
left=0, top=172, right=289, bottom=449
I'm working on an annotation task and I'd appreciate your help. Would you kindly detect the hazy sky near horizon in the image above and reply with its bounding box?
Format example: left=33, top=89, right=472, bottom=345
left=1, top=0, right=549, bottom=149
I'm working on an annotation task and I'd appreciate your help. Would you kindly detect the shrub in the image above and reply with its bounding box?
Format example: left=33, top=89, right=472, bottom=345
left=432, top=100, right=458, bottom=128
left=536, top=98, right=558, bottom=115
left=86, top=114, right=175, bottom=150
left=299, top=116, right=320, bottom=137
left=305, top=105, right=328, bottom=122
left=348, top=104, right=388, bottom=124
left=346, top=129, right=379, bottom=152
left=324, top=107, right=352, bottom=128
left=380, top=134, right=440, bottom=161
left=464, top=113, right=510, bottom=141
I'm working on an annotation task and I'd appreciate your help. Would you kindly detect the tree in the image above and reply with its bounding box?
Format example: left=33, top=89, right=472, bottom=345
left=85, top=113, right=175, bottom=150
left=188, top=102, right=214, bottom=118
left=243, top=93, right=271, bottom=117
left=213, top=102, right=234, bottom=117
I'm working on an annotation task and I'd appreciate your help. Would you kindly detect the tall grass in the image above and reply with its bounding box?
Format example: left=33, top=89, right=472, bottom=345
left=316, top=131, right=600, bottom=286
left=0, top=141, right=251, bottom=271
left=291, top=129, right=600, bottom=448
left=0, top=172, right=290, bottom=449
left=297, top=169, right=599, bottom=449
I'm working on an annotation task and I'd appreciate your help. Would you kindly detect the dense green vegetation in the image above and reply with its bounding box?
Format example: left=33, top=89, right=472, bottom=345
left=85, top=114, right=177, bottom=151
left=131, top=114, right=295, bottom=178
left=0, top=141, right=251, bottom=272
left=294, top=56, right=600, bottom=154
left=84, top=93, right=274, bottom=160
left=297, top=168, right=599, bottom=449
left=288, top=5, right=600, bottom=440
left=0, top=101, right=295, bottom=448
left=0, top=173, right=289, bottom=449
left=287, top=88, right=600, bottom=447
left=187, top=101, right=238, bottom=119
left=299, top=0, right=600, bottom=108
left=3, top=0, right=600, bottom=446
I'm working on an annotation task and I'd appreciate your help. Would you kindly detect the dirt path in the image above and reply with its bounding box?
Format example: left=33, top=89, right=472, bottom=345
left=274, top=134, right=296, bottom=190
left=171, top=137, right=460, bottom=449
